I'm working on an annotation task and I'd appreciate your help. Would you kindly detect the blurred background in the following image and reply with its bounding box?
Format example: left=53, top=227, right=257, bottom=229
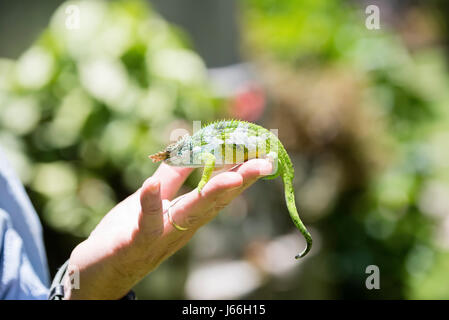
left=1, top=0, right=449, bottom=299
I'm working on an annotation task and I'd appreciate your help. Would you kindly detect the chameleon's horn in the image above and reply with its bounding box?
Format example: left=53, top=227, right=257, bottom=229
left=148, top=151, right=169, bottom=162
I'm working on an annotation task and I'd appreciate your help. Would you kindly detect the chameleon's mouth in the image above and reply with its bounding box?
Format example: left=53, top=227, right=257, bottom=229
left=148, top=151, right=169, bottom=162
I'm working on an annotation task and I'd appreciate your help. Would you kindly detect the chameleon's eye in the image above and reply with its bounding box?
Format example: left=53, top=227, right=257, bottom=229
left=166, top=142, right=179, bottom=153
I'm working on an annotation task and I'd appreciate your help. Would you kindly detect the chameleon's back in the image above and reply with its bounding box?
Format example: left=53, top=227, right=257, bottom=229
left=191, top=120, right=279, bottom=167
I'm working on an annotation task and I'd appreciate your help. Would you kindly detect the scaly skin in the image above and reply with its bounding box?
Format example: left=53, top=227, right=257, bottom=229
left=149, top=120, right=312, bottom=259
left=277, top=141, right=312, bottom=258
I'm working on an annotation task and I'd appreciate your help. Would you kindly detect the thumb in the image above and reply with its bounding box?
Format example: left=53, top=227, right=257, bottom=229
left=138, top=177, right=164, bottom=237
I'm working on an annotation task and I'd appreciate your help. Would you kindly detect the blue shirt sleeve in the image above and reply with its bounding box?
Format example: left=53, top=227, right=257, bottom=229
left=0, top=209, right=49, bottom=299
left=0, top=147, right=50, bottom=299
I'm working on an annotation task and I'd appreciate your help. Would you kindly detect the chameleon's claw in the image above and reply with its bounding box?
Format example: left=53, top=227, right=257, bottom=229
left=197, top=182, right=205, bottom=194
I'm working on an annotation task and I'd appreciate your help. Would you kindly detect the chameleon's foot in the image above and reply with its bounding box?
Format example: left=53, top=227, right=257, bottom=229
left=197, top=152, right=215, bottom=195
left=197, top=181, right=206, bottom=194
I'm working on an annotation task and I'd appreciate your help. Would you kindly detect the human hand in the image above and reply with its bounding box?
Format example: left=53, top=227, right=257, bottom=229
left=64, top=158, right=273, bottom=299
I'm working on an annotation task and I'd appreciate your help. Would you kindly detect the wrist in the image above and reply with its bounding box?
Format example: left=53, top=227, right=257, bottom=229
left=62, top=240, right=137, bottom=300
left=61, top=262, right=137, bottom=300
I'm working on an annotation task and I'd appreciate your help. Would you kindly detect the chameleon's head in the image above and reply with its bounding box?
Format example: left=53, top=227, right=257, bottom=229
left=149, top=134, right=192, bottom=166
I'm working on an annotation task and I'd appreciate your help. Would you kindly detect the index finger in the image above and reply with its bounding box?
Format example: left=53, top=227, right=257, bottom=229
left=152, top=163, right=193, bottom=200
left=165, top=171, right=244, bottom=232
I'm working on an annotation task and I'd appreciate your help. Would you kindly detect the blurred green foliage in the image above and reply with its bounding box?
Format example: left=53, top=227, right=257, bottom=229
left=242, top=0, right=449, bottom=298
left=1, top=0, right=449, bottom=300
left=0, top=0, right=221, bottom=239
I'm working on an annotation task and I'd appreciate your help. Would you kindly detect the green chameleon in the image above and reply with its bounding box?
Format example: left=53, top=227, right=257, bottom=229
left=149, top=120, right=312, bottom=259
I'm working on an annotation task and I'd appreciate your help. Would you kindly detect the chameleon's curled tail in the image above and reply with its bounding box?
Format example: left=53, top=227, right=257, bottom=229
left=283, top=173, right=312, bottom=259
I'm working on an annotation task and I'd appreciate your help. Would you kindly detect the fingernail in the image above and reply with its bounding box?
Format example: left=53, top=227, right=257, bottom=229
left=147, top=178, right=160, bottom=195
left=259, top=161, right=273, bottom=176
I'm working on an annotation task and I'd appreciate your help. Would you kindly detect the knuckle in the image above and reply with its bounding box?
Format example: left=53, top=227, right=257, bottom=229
left=133, top=224, right=163, bottom=247
left=144, top=226, right=164, bottom=238
left=185, top=214, right=202, bottom=227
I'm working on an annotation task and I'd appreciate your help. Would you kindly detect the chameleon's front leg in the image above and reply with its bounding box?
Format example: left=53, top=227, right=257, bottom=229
left=197, top=152, right=216, bottom=193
